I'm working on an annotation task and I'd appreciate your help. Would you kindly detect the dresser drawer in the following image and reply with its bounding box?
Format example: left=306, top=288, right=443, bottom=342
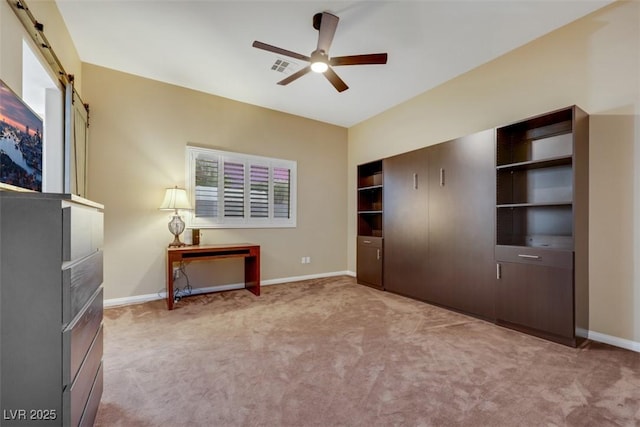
left=63, top=250, right=103, bottom=326
left=79, top=362, right=103, bottom=427
left=63, top=204, right=104, bottom=263
left=63, top=288, right=103, bottom=387
left=64, top=325, right=103, bottom=427
left=496, top=245, right=573, bottom=269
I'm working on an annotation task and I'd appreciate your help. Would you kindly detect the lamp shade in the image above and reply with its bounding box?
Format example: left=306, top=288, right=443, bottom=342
left=159, top=187, right=192, bottom=211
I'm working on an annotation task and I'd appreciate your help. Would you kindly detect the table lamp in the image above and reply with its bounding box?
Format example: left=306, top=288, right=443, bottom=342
left=159, top=186, right=192, bottom=247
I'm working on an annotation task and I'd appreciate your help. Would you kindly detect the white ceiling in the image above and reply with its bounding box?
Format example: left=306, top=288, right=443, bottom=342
left=54, top=1, right=612, bottom=128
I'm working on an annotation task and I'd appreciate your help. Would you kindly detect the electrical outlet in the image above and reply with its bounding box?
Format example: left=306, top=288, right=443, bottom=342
left=306, top=256, right=311, bottom=264
left=301, top=257, right=306, bottom=264
left=173, top=267, right=180, bottom=279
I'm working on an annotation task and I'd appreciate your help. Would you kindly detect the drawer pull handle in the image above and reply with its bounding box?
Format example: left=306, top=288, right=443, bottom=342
left=363, top=240, right=371, bottom=244
left=413, top=173, right=418, bottom=190
left=439, top=168, right=445, bottom=186
left=518, top=254, right=540, bottom=259
left=376, top=249, right=381, bottom=260
left=496, top=263, right=501, bottom=279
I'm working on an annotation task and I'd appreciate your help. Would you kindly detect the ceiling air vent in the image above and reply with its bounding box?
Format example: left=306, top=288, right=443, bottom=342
left=271, top=58, right=298, bottom=74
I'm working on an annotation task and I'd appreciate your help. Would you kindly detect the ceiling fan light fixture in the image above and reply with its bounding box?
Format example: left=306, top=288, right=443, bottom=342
left=310, top=50, right=328, bottom=73
left=311, top=61, right=328, bottom=73
left=252, top=12, right=387, bottom=92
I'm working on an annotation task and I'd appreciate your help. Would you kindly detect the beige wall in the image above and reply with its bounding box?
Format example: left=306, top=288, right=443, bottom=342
left=348, top=1, right=640, bottom=343
left=82, top=63, right=348, bottom=300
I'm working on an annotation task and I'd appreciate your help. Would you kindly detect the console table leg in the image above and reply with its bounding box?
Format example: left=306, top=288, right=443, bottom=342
left=167, top=258, right=175, bottom=310
left=245, top=255, right=260, bottom=296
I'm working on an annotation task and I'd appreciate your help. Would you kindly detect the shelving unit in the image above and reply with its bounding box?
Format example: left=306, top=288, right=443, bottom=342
left=496, top=112, right=575, bottom=248
left=357, top=161, right=383, bottom=237
left=357, top=160, right=383, bottom=289
left=495, top=106, right=589, bottom=347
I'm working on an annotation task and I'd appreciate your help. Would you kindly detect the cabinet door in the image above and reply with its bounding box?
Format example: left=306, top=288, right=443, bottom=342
left=427, top=130, right=496, bottom=319
left=357, top=237, right=382, bottom=289
left=497, top=261, right=574, bottom=343
left=383, top=148, right=429, bottom=299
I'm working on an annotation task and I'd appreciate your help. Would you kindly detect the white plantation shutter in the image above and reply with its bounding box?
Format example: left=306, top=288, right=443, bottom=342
left=250, top=165, right=269, bottom=218
left=194, top=156, right=218, bottom=218
left=273, top=167, right=291, bottom=219
left=186, top=147, right=296, bottom=228
left=223, top=161, right=245, bottom=217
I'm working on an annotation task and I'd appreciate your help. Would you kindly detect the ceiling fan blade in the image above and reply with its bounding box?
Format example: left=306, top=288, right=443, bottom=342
left=317, top=12, right=339, bottom=53
left=277, top=66, right=312, bottom=86
left=252, top=41, right=310, bottom=62
left=330, top=53, right=388, bottom=66
left=324, top=67, right=348, bottom=92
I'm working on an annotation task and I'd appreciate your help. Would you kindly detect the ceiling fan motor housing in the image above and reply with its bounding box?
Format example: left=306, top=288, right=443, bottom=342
left=313, top=12, right=323, bottom=31
left=311, top=50, right=328, bottom=63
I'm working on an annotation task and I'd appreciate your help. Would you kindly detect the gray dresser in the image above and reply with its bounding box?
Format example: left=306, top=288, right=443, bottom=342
left=0, top=192, right=104, bottom=426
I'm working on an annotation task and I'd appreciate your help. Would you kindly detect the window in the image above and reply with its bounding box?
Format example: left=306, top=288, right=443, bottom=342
left=21, top=39, right=64, bottom=193
left=186, top=146, right=297, bottom=228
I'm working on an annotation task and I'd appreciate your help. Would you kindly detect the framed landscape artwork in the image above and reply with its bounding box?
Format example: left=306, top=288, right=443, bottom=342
left=0, top=79, right=43, bottom=191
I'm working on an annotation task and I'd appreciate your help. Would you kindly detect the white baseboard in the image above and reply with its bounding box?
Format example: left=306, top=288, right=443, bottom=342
left=263, top=270, right=351, bottom=286
left=587, top=330, right=640, bottom=353
left=103, top=270, right=352, bottom=308
left=103, top=292, right=169, bottom=308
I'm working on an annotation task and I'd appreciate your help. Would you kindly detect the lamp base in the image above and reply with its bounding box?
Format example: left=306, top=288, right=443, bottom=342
left=167, top=213, right=186, bottom=247
left=168, top=234, right=186, bottom=247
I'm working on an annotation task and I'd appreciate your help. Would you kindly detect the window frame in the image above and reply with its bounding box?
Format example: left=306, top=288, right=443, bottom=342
left=185, top=146, right=297, bottom=228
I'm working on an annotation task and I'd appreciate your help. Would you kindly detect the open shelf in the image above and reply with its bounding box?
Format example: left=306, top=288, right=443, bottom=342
left=358, top=184, right=383, bottom=191
left=357, top=160, right=383, bottom=237
left=497, top=163, right=573, bottom=206
left=496, top=155, right=572, bottom=171
left=497, top=201, right=572, bottom=208
left=358, top=162, right=383, bottom=188
left=496, top=108, right=579, bottom=251
left=497, top=204, right=573, bottom=247
left=496, top=111, right=573, bottom=167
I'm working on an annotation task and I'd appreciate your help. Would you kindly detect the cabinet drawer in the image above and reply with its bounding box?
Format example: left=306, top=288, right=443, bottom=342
left=63, top=251, right=104, bottom=326
left=63, top=288, right=103, bottom=387
left=64, top=326, right=103, bottom=427
left=357, top=236, right=382, bottom=248
left=63, top=204, right=104, bottom=263
left=496, top=245, right=573, bottom=269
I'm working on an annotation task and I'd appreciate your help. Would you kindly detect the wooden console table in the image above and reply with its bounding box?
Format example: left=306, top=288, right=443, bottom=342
left=166, top=243, right=260, bottom=310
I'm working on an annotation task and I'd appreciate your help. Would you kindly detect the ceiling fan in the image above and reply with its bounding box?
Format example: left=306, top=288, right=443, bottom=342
left=252, top=11, right=388, bottom=93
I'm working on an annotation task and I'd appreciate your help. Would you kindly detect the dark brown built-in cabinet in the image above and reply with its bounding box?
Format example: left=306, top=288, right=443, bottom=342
left=357, top=106, right=588, bottom=347
left=427, top=130, right=496, bottom=319
left=356, top=160, right=384, bottom=289
left=382, top=130, right=495, bottom=320
left=383, top=148, right=429, bottom=299
left=495, top=106, right=589, bottom=347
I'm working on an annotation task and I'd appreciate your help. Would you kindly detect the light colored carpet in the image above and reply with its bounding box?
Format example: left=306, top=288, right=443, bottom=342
left=96, top=276, right=640, bottom=426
